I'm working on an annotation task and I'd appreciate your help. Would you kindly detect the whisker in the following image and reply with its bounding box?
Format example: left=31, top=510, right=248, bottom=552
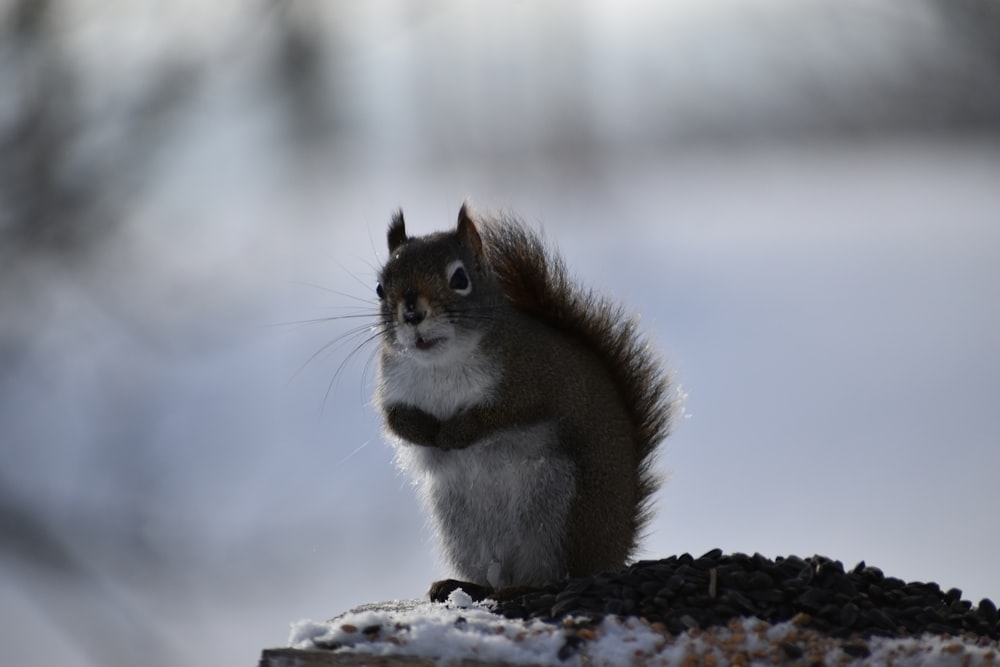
left=323, top=329, right=387, bottom=410
left=359, top=345, right=381, bottom=402
left=444, top=311, right=499, bottom=324
left=292, top=323, right=383, bottom=382
left=331, top=256, right=380, bottom=296
left=288, top=280, right=374, bottom=306
left=267, top=312, right=377, bottom=330
left=366, top=222, right=384, bottom=269
left=340, top=439, right=373, bottom=464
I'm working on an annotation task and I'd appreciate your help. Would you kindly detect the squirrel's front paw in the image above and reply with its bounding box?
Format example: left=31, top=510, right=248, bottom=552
left=386, top=404, right=441, bottom=447
left=434, top=424, right=463, bottom=450
left=435, top=413, right=479, bottom=450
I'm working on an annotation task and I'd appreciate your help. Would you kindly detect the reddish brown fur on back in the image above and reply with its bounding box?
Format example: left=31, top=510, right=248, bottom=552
left=476, top=214, right=674, bottom=553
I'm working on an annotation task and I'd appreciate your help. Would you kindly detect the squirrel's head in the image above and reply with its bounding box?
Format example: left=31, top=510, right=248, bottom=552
left=376, top=204, right=500, bottom=363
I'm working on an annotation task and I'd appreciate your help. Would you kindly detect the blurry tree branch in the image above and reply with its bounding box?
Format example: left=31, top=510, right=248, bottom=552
left=0, top=1, right=202, bottom=664
left=0, top=0, right=199, bottom=269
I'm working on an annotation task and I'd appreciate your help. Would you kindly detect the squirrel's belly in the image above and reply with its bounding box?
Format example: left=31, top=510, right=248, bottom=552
left=398, top=422, right=575, bottom=588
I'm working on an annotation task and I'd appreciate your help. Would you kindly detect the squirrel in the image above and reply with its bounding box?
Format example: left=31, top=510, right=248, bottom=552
left=374, top=203, right=674, bottom=602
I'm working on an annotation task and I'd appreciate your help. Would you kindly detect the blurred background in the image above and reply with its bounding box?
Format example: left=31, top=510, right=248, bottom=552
left=2, top=0, right=999, bottom=665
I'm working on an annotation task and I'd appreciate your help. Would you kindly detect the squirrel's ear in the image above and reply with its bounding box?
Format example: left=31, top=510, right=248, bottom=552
left=456, top=203, right=483, bottom=256
left=388, top=209, right=407, bottom=253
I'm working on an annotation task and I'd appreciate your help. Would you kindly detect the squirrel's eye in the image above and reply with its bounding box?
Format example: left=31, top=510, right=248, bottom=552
left=450, top=268, right=468, bottom=290
left=376, top=282, right=385, bottom=300
left=447, top=260, right=472, bottom=295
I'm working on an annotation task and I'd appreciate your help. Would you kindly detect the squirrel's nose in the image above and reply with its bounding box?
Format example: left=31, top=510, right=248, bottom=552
left=403, top=308, right=425, bottom=326
left=402, top=295, right=426, bottom=325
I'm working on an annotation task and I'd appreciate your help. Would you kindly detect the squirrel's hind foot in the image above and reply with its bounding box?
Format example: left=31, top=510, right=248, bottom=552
left=428, top=578, right=545, bottom=604
left=428, top=578, right=494, bottom=602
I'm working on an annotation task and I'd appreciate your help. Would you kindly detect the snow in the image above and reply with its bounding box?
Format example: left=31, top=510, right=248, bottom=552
left=288, top=595, right=1000, bottom=666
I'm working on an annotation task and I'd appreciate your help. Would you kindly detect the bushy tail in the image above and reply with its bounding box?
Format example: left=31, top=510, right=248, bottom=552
left=478, top=213, right=675, bottom=553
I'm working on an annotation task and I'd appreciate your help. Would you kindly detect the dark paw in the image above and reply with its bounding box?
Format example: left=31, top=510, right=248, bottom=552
left=428, top=579, right=494, bottom=602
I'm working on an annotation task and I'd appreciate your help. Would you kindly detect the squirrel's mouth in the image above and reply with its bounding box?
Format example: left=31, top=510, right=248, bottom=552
left=415, top=336, right=444, bottom=351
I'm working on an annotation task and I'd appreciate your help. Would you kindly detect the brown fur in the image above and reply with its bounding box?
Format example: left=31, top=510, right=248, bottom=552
left=475, top=211, right=674, bottom=561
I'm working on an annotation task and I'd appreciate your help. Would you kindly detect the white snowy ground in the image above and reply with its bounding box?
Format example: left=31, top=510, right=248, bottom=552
left=285, top=591, right=1000, bottom=667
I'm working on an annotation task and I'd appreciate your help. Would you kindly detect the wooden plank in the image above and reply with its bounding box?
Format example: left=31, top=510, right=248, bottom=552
left=259, top=648, right=434, bottom=667
left=258, top=648, right=547, bottom=667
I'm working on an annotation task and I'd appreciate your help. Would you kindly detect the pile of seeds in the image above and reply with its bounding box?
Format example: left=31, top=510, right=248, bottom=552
left=495, top=550, right=999, bottom=641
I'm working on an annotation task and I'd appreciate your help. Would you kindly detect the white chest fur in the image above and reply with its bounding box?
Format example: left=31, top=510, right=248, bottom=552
left=376, top=343, right=499, bottom=420
left=395, top=422, right=575, bottom=588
